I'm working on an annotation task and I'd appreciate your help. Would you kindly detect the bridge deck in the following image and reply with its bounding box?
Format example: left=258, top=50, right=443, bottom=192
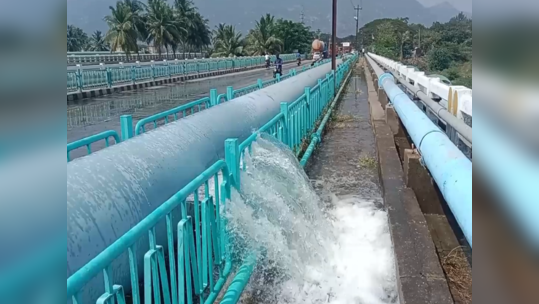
left=306, top=59, right=465, bottom=303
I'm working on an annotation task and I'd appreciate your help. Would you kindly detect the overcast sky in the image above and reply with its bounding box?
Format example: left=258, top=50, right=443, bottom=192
left=417, top=0, right=471, bottom=12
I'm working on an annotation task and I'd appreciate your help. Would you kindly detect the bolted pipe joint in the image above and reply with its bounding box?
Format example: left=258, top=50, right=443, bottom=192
left=378, top=73, right=394, bottom=88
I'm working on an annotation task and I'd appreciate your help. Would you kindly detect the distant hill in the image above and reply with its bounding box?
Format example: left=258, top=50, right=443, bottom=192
left=427, top=2, right=462, bottom=22
left=67, top=0, right=468, bottom=36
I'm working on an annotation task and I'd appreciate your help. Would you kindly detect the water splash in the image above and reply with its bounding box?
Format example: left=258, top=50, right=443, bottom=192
left=225, top=134, right=399, bottom=303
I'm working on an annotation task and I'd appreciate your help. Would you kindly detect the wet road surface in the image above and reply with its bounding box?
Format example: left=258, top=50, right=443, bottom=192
left=305, top=65, right=382, bottom=205
left=67, top=62, right=306, bottom=160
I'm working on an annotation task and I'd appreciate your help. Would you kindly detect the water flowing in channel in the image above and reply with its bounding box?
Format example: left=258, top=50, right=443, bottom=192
left=225, top=135, right=399, bottom=303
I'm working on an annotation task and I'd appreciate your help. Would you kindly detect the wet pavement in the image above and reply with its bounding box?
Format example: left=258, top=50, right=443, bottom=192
left=305, top=65, right=383, bottom=205
left=67, top=62, right=304, bottom=159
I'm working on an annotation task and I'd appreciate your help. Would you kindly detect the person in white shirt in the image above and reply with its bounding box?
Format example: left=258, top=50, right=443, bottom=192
left=265, top=53, right=270, bottom=68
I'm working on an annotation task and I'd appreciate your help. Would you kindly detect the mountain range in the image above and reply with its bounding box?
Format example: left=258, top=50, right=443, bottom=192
left=67, top=0, right=471, bottom=36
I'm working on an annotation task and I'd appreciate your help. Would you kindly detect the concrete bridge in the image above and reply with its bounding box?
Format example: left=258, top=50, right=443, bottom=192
left=3, top=51, right=539, bottom=304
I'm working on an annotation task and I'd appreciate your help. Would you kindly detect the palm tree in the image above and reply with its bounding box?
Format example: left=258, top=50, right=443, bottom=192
left=104, top=2, right=137, bottom=56
left=145, top=0, right=181, bottom=57
left=121, top=0, right=148, bottom=55
left=174, top=0, right=196, bottom=56
left=186, top=12, right=211, bottom=55
left=88, top=31, right=110, bottom=51
left=67, top=25, right=88, bottom=52
left=213, top=24, right=244, bottom=58
left=246, top=14, right=282, bottom=55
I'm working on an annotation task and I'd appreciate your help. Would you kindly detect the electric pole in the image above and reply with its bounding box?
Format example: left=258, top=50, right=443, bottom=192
left=354, top=5, right=360, bottom=51
left=300, top=6, right=305, bottom=24
left=331, top=0, right=337, bottom=72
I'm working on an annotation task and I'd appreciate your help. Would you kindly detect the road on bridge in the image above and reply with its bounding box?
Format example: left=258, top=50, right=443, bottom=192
left=67, top=61, right=307, bottom=160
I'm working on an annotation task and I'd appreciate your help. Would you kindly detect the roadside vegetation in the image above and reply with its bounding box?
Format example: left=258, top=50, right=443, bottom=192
left=358, top=13, right=472, bottom=88
left=67, top=0, right=314, bottom=58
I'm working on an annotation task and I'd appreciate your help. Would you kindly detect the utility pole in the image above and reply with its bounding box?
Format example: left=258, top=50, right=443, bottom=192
left=331, top=0, right=337, bottom=72
left=354, top=5, right=360, bottom=51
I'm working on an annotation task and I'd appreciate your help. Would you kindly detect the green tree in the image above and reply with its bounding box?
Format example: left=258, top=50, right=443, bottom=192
left=212, top=24, right=244, bottom=57
left=246, top=14, right=282, bottom=55
left=104, top=2, right=137, bottom=55
left=274, top=19, right=313, bottom=54
left=88, top=31, right=110, bottom=51
left=186, top=12, right=211, bottom=55
left=122, top=0, right=148, bottom=55
left=428, top=48, right=452, bottom=71
left=67, top=25, right=89, bottom=52
left=145, top=0, right=181, bottom=56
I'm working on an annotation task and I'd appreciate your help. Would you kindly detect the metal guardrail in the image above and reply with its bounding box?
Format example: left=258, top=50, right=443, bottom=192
left=67, top=52, right=206, bottom=65
left=367, top=53, right=472, bottom=127
left=67, top=55, right=298, bottom=92
left=366, top=53, right=473, bottom=247
left=367, top=54, right=472, bottom=158
left=66, top=130, right=121, bottom=162
left=62, top=55, right=357, bottom=304
left=67, top=59, right=332, bottom=162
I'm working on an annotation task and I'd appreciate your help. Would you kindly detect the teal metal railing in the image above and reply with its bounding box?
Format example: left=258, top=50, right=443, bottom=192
left=66, top=160, right=233, bottom=304
left=62, top=53, right=357, bottom=304
left=67, top=130, right=121, bottom=162
left=134, top=97, right=212, bottom=135
left=67, top=55, right=298, bottom=92
left=67, top=60, right=330, bottom=161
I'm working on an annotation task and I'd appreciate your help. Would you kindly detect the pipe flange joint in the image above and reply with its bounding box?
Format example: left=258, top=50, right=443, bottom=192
left=378, top=73, right=394, bottom=87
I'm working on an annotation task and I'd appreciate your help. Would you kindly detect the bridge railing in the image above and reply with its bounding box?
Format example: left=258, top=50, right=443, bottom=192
left=67, top=130, right=121, bottom=162
left=67, top=55, right=298, bottom=92
left=366, top=53, right=472, bottom=247
left=64, top=53, right=358, bottom=304
left=368, top=53, right=472, bottom=127
left=368, top=53, right=472, bottom=157
left=67, top=59, right=331, bottom=162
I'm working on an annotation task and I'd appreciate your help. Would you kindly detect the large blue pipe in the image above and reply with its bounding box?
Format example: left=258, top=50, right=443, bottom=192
left=474, top=112, right=539, bottom=249
left=66, top=60, right=340, bottom=303
left=378, top=73, right=473, bottom=247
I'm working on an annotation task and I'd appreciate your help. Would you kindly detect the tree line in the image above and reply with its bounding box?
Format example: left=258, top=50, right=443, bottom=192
left=358, top=13, right=472, bottom=88
left=67, top=0, right=315, bottom=58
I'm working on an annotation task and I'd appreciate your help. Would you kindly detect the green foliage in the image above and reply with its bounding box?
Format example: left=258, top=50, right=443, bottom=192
left=273, top=19, right=313, bottom=54
left=67, top=25, right=89, bottom=52
left=245, top=14, right=282, bottom=55
left=68, top=2, right=318, bottom=59
left=428, top=48, right=452, bottom=71
left=88, top=31, right=110, bottom=52
left=212, top=24, right=244, bottom=57
left=358, top=13, right=472, bottom=88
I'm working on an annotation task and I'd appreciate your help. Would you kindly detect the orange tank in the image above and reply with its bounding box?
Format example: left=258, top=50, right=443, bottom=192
left=311, top=39, right=325, bottom=52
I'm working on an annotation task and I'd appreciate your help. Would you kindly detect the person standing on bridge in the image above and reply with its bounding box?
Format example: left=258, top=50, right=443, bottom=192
left=265, top=53, right=271, bottom=68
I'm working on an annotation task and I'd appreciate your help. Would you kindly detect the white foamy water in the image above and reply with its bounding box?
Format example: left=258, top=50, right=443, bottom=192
left=224, top=135, right=399, bottom=304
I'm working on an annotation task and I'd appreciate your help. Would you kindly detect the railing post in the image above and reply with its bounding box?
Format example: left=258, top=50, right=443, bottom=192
left=224, top=139, right=240, bottom=190
left=210, top=89, right=218, bottom=107
left=131, top=66, right=136, bottom=85
left=226, top=86, right=234, bottom=101
left=280, top=102, right=289, bottom=146
left=304, top=87, right=311, bottom=130
left=276, top=74, right=281, bottom=82
left=151, top=60, right=156, bottom=79
left=257, top=79, right=263, bottom=89
left=120, top=115, right=134, bottom=140
left=106, top=68, right=112, bottom=88
left=76, top=65, right=83, bottom=91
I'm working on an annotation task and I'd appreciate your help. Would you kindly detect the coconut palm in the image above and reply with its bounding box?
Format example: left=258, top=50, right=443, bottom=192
left=145, top=0, right=181, bottom=56
left=213, top=24, right=244, bottom=58
left=88, top=31, right=110, bottom=51
left=67, top=25, right=88, bottom=52
left=186, top=12, right=211, bottom=55
left=104, top=3, right=137, bottom=55
left=246, top=14, right=282, bottom=55
left=122, top=0, right=148, bottom=53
